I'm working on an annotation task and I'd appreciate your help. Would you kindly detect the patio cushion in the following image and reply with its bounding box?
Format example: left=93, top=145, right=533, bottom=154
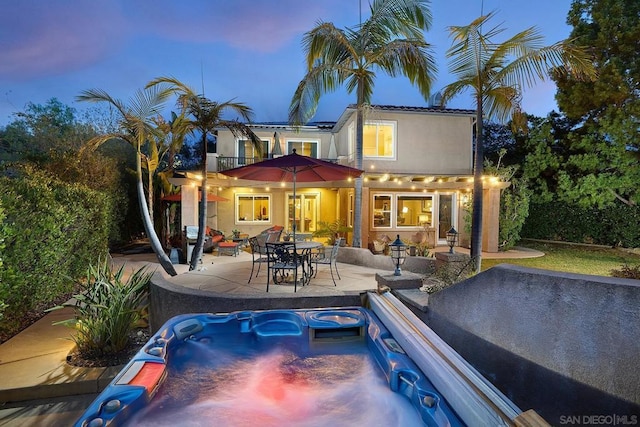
left=217, top=241, right=239, bottom=256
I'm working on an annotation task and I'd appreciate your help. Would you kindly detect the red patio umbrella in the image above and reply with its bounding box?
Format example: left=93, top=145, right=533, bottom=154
left=161, top=192, right=228, bottom=203
left=220, top=149, right=363, bottom=239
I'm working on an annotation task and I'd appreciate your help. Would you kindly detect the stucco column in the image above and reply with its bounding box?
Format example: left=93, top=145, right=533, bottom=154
left=361, top=186, right=370, bottom=248
left=481, top=184, right=508, bottom=253
left=181, top=184, right=199, bottom=228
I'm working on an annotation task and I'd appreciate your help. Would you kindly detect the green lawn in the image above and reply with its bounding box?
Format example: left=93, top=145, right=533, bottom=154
left=481, top=241, right=640, bottom=277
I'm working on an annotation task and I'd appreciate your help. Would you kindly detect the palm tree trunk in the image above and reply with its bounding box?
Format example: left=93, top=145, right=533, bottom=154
left=136, top=149, right=177, bottom=276
left=470, top=96, right=484, bottom=273
left=146, top=159, right=154, bottom=228
left=351, top=84, right=365, bottom=248
left=189, top=134, right=208, bottom=270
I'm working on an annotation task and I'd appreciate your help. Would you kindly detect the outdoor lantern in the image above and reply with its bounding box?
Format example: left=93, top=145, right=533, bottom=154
left=446, top=227, right=458, bottom=254
left=389, top=234, right=407, bottom=276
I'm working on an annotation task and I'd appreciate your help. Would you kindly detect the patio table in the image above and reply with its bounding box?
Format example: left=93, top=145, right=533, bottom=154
left=267, top=241, right=322, bottom=288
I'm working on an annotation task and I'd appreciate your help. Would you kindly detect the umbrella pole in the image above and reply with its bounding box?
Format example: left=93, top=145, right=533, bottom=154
left=292, top=170, right=297, bottom=241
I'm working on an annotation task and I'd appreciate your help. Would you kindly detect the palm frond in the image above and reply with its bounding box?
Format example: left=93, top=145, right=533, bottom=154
left=76, top=89, right=128, bottom=119
left=373, top=39, right=436, bottom=98
left=289, top=64, right=345, bottom=125
left=444, top=11, right=596, bottom=124
left=303, top=22, right=354, bottom=69
left=80, top=133, right=130, bottom=153
left=366, top=0, right=432, bottom=39
left=128, top=86, right=170, bottom=120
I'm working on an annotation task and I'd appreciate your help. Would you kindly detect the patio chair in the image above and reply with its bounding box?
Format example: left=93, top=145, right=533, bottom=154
left=265, top=228, right=282, bottom=243
left=312, top=238, right=342, bottom=286
left=247, top=235, right=269, bottom=283
left=205, top=227, right=225, bottom=253
left=265, top=242, right=309, bottom=292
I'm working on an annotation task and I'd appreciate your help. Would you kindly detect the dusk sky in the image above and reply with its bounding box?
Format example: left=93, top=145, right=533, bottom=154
left=0, top=0, right=574, bottom=127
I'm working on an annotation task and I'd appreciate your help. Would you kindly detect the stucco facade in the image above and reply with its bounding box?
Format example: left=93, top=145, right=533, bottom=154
left=172, top=104, right=506, bottom=252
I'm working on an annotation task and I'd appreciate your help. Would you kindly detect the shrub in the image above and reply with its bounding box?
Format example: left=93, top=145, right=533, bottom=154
left=313, top=219, right=352, bottom=245
left=0, top=202, right=8, bottom=321
left=610, top=264, right=640, bottom=280
left=0, top=165, right=113, bottom=336
left=522, top=202, right=640, bottom=247
left=484, top=150, right=531, bottom=251
left=420, top=256, right=475, bottom=293
left=49, top=258, right=153, bottom=357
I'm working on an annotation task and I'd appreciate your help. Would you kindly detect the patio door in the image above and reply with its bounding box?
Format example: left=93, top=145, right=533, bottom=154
left=287, top=193, right=318, bottom=233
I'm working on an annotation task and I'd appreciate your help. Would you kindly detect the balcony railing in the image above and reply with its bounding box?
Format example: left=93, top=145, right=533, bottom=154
left=216, top=156, right=261, bottom=172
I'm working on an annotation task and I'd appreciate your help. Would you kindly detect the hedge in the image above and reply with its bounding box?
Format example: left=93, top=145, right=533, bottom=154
left=0, top=166, right=113, bottom=332
left=521, top=202, right=640, bottom=248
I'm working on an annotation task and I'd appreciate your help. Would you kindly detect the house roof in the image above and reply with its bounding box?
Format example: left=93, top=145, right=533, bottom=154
left=222, top=104, right=476, bottom=134
left=332, top=104, right=476, bottom=132
left=247, top=122, right=335, bottom=132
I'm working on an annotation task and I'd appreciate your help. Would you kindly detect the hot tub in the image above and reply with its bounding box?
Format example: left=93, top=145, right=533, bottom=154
left=74, top=306, right=465, bottom=426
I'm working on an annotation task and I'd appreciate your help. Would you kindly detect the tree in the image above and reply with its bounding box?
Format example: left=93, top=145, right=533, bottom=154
left=441, top=11, right=596, bottom=272
left=484, top=149, right=530, bottom=251
left=555, top=0, right=640, bottom=122
left=0, top=99, right=132, bottom=243
left=523, top=109, right=640, bottom=208
left=76, top=87, right=178, bottom=276
left=154, top=112, right=191, bottom=193
left=147, top=76, right=263, bottom=271
left=550, top=0, right=640, bottom=207
left=289, top=0, right=436, bottom=248
left=0, top=120, right=31, bottom=162
left=0, top=98, right=86, bottom=162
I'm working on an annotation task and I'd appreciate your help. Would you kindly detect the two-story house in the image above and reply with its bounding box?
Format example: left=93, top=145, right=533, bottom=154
left=172, top=104, right=507, bottom=252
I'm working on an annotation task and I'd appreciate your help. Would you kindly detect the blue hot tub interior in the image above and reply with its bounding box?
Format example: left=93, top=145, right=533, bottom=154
left=75, top=307, right=465, bottom=427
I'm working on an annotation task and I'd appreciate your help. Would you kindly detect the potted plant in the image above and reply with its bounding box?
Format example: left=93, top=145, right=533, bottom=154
left=231, top=229, right=241, bottom=239
left=312, top=220, right=352, bottom=245
left=282, top=230, right=292, bottom=241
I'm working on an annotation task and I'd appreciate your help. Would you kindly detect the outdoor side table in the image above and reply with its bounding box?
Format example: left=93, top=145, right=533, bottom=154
left=232, top=234, right=249, bottom=248
left=217, top=241, right=239, bottom=256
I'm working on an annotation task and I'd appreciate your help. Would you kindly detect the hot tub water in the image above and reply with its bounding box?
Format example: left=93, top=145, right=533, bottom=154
left=125, top=346, right=423, bottom=426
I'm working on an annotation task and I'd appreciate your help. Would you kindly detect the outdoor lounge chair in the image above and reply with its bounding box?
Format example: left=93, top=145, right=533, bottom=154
left=204, top=227, right=225, bottom=253
left=313, top=238, right=342, bottom=286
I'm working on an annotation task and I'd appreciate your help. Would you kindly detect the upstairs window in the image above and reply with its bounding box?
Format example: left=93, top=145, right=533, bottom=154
left=237, top=139, right=269, bottom=165
left=364, top=121, right=396, bottom=159
left=287, top=140, right=318, bottom=158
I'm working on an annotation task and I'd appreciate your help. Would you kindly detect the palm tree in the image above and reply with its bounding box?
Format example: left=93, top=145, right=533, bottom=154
left=77, top=87, right=178, bottom=276
left=146, top=77, right=263, bottom=271
left=289, top=0, right=436, bottom=248
left=441, top=11, right=596, bottom=272
left=151, top=111, right=191, bottom=246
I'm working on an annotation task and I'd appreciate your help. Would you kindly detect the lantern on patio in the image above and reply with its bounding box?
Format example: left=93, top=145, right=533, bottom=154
left=446, top=227, right=458, bottom=254
left=389, top=234, right=407, bottom=276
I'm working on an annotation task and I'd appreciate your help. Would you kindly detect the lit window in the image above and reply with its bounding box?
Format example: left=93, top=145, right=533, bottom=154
left=373, top=194, right=392, bottom=228
left=397, top=196, right=432, bottom=227
left=236, top=194, right=270, bottom=223
left=237, top=139, right=269, bottom=165
left=364, top=121, right=395, bottom=159
left=287, top=140, right=318, bottom=157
